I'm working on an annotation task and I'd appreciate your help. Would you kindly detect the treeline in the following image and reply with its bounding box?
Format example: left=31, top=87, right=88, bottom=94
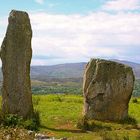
left=32, top=85, right=82, bottom=94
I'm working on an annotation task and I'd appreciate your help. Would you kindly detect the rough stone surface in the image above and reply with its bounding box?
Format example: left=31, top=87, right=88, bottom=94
left=83, top=59, right=135, bottom=121
left=0, top=10, right=33, bottom=118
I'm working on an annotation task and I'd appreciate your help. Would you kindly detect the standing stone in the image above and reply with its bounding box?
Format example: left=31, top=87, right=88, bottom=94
left=83, top=59, right=134, bottom=121
left=0, top=10, right=33, bottom=118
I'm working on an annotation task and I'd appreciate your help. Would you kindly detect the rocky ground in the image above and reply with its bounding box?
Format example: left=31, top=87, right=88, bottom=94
left=0, top=127, right=67, bottom=140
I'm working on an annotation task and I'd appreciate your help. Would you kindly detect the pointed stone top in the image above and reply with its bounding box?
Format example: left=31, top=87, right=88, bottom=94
left=6, top=10, right=32, bottom=37
left=8, top=10, right=30, bottom=24
left=10, top=9, right=28, bottom=15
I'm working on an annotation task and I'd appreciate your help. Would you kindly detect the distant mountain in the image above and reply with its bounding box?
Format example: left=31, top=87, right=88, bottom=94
left=30, top=60, right=140, bottom=81
left=31, top=62, right=85, bottom=79
left=30, top=63, right=85, bottom=82
left=0, top=60, right=139, bottom=82
left=111, top=59, right=140, bottom=79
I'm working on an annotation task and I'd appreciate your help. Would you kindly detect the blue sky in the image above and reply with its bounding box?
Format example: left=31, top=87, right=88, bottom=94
left=0, top=0, right=105, bottom=15
left=0, top=0, right=140, bottom=65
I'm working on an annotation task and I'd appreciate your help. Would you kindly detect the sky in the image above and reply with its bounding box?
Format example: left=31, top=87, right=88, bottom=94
left=0, top=0, right=140, bottom=65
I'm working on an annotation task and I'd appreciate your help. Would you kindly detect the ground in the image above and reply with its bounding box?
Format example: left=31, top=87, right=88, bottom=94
left=0, top=94, right=140, bottom=139
left=33, top=94, right=140, bottom=140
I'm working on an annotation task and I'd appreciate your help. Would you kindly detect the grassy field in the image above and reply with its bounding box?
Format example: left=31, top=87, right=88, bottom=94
left=31, top=94, right=140, bottom=140
left=31, top=79, right=140, bottom=96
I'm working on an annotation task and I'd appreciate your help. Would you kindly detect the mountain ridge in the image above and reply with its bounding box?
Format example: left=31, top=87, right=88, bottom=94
left=0, top=60, right=139, bottom=82
left=30, top=60, right=140, bottom=81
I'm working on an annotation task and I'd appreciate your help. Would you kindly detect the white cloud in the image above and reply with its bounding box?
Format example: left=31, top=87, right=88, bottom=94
left=0, top=16, right=8, bottom=38
left=35, top=0, right=44, bottom=5
left=28, top=11, right=140, bottom=65
left=0, top=10, right=140, bottom=65
left=102, top=0, right=140, bottom=11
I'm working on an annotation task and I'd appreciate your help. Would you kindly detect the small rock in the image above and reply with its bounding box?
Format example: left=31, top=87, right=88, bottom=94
left=35, top=133, right=50, bottom=140
left=60, top=138, right=67, bottom=140
left=6, top=134, right=11, bottom=140
left=28, top=130, right=34, bottom=135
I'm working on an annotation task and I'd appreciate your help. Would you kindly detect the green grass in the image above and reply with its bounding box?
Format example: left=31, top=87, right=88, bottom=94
left=0, top=94, right=140, bottom=139
left=129, top=98, right=140, bottom=123
left=31, top=94, right=140, bottom=139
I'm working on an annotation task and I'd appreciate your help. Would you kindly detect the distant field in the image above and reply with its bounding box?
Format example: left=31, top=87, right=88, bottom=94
left=0, top=79, right=139, bottom=96
left=31, top=80, right=82, bottom=94
left=31, top=94, right=140, bottom=139
left=31, top=79, right=140, bottom=97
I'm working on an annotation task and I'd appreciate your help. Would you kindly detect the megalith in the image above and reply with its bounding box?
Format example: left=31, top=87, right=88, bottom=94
left=0, top=10, right=33, bottom=118
left=83, top=59, right=134, bottom=121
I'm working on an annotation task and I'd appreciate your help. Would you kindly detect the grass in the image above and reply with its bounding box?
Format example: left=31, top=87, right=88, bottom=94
left=33, top=94, right=83, bottom=130
left=0, top=94, right=140, bottom=139
left=32, top=94, right=140, bottom=139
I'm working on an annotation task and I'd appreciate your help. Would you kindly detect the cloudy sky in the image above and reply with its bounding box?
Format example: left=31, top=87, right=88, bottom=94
left=0, top=0, right=140, bottom=65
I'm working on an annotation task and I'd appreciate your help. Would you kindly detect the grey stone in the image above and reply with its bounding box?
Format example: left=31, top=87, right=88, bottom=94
left=0, top=10, right=33, bottom=118
left=83, top=59, right=134, bottom=121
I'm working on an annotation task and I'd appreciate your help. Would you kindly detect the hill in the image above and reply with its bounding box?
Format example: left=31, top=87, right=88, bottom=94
left=0, top=60, right=139, bottom=82
left=31, top=60, right=140, bottom=82
left=111, top=59, right=140, bottom=79
left=31, top=62, right=85, bottom=80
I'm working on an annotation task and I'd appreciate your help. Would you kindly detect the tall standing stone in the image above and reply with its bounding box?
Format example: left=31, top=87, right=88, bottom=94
left=83, top=59, right=134, bottom=121
left=0, top=10, right=33, bottom=118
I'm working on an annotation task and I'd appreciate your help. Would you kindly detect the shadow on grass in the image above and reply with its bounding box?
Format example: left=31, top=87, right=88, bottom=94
left=40, top=125, right=86, bottom=133
left=119, top=116, right=137, bottom=125
left=77, top=116, right=112, bottom=131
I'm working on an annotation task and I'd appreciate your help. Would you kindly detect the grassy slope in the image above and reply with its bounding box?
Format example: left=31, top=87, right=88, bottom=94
left=32, top=94, right=140, bottom=140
